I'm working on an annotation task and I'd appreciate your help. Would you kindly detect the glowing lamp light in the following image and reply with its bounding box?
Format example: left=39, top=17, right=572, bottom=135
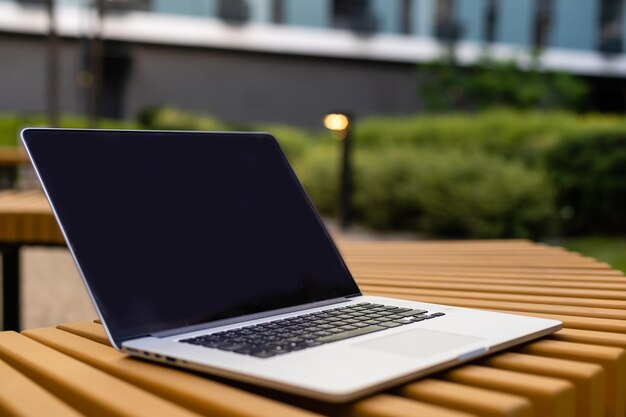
left=322, top=111, right=353, bottom=228
left=323, top=113, right=350, bottom=131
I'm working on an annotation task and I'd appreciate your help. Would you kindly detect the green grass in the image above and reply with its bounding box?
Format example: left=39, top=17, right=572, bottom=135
left=562, top=236, right=626, bottom=273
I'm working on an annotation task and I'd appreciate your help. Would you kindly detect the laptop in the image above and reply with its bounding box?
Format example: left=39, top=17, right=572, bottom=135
left=22, top=128, right=561, bottom=402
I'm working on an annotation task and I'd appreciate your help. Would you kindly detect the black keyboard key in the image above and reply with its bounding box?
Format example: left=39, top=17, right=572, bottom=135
left=268, top=345, right=292, bottom=354
left=327, top=328, right=344, bottom=334
left=379, top=322, right=402, bottom=328
left=316, top=325, right=386, bottom=343
left=233, top=346, right=260, bottom=354
left=250, top=350, right=277, bottom=358
left=396, top=309, right=428, bottom=317
left=216, top=343, right=248, bottom=352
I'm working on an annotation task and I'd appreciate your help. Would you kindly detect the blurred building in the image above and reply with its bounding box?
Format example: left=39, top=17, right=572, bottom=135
left=1, top=0, right=626, bottom=127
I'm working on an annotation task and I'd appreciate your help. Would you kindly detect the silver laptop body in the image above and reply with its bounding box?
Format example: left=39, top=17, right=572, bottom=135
left=22, top=128, right=561, bottom=402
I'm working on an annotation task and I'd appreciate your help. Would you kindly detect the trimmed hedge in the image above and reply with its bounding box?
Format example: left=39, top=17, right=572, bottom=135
left=296, top=146, right=555, bottom=238
left=353, top=109, right=626, bottom=164
left=547, top=129, right=626, bottom=234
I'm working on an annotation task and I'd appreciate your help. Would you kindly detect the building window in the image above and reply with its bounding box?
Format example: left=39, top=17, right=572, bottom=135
left=533, top=0, right=553, bottom=49
left=217, top=0, right=250, bottom=24
left=332, top=0, right=377, bottom=33
left=400, top=0, right=412, bottom=35
left=598, top=0, right=624, bottom=54
left=272, top=0, right=284, bottom=24
left=435, top=0, right=461, bottom=42
left=484, top=0, right=498, bottom=43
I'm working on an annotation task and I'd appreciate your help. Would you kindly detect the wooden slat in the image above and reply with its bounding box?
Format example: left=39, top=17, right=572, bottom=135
left=342, top=395, right=477, bottom=417
left=358, top=279, right=626, bottom=301
left=348, top=259, right=609, bottom=269
left=442, top=365, right=575, bottom=417
left=355, top=265, right=624, bottom=277
left=0, top=357, right=85, bottom=417
left=360, top=285, right=626, bottom=310
left=58, top=321, right=110, bottom=346
left=356, top=274, right=626, bottom=291
left=520, top=340, right=626, bottom=417
left=0, top=331, right=204, bottom=417
left=483, top=352, right=604, bottom=417
left=352, top=268, right=626, bottom=283
left=551, top=328, right=626, bottom=349
left=398, top=379, right=533, bottom=417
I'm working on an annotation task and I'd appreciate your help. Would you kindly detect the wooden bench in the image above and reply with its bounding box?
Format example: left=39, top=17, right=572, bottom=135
left=1, top=239, right=625, bottom=417
left=0, top=190, right=65, bottom=330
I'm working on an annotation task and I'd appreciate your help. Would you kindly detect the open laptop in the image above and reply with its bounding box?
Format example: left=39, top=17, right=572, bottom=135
left=22, top=128, right=561, bottom=402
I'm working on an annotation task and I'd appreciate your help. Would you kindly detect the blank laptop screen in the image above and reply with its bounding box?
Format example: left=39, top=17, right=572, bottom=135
left=23, top=130, right=360, bottom=345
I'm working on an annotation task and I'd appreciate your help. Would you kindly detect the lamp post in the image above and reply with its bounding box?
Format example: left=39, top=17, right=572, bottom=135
left=46, top=0, right=59, bottom=128
left=88, top=0, right=105, bottom=128
left=323, top=113, right=352, bottom=230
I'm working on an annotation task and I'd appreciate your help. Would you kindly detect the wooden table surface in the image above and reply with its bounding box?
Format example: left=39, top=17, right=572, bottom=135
left=1, top=239, right=625, bottom=417
left=0, top=190, right=64, bottom=244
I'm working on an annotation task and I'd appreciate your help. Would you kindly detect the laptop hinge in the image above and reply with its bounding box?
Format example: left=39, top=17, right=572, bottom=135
left=151, top=296, right=353, bottom=338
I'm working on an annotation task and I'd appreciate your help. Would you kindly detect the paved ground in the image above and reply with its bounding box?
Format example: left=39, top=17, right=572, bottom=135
left=10, top=219, right=419, bottom=330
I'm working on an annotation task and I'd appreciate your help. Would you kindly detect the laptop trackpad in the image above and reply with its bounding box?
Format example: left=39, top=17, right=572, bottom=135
left=352, top=328, right=487, bottom=358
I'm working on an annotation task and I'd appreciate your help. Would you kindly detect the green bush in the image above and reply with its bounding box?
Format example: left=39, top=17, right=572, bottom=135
left=0, top=114, right=23, bottom=146
left=138, top=107, right=228, bottom=131
left=293, top=145, right=340, bottom=215
left=0, top=114, right=137, bottom=147
left=354, top=109, right=626, bottom=165
left=547, top=129, right=626, bottom=234
left=295, top=146, right=555, bottom=238
left=256, top=124, right=323, bottom=163
left=139, top=107, right=322, bottom=163
left=417, top=56, right=589, bottom=112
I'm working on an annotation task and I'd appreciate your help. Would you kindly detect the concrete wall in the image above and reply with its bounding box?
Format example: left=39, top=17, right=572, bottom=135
left=124, top=43, right=422, bottom=127
left=0, top=34, right=422, bottom=128
left=0, top=35, right=85, bottom=116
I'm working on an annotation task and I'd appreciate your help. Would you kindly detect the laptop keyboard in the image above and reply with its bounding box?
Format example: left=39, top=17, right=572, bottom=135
left=180, top=302, right=445, bottom=358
